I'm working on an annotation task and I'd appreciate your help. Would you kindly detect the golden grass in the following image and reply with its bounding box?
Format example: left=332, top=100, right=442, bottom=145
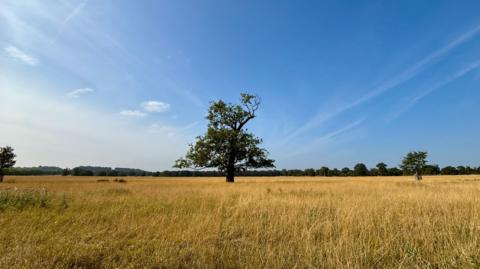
left=1, top=175, right=480, bottom=268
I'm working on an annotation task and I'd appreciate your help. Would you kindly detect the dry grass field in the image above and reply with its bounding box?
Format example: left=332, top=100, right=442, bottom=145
left=1, top=175, right=480, bottom=268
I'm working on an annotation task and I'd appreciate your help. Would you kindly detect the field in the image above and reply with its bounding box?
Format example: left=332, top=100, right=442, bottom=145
left=1, top=175, right=480, bottom=268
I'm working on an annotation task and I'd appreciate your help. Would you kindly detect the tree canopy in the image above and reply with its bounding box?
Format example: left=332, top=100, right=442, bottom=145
left=174, top=93, right=275, bottom=182
left=401, top=151, right=428, bottom=180
left=354, top=163, right=369, bottom=176
left=0, top=146, right=16, bottom=182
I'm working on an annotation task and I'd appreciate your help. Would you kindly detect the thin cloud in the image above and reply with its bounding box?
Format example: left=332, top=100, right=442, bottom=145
left=314, top=118, right=366, bottom=143
left=141, top=101, right=170, bottom=113
left=67, top=88, right=94, bottom=98
left=120, top=110, right=147, bottom=117
left=53, top=0, right=89, bottom=41
left=285, top=24, right=480, bottom=142
left=147, top=121, right=199, bottom=137
left=4, top=46, right=39, bottom=66
left=282, top=118, right=365, bottom=161
left=387, top=60, right=480, bottom=121
left=410, top=60, right=480, bottom=105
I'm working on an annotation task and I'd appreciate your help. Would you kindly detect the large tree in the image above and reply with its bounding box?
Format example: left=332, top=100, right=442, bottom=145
left=0, top=146, right=16, bottom=183
left=174, top=93, right=275, bottom=182
left=401, top=151, right=428, bottom=180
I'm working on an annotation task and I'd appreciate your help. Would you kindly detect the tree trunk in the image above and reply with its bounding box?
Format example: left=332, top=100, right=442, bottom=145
left=226, top=166, right=234, bottom=183
left=226, top=144, right=236, bottom=183
left=0, top=173, right=3, bottom=183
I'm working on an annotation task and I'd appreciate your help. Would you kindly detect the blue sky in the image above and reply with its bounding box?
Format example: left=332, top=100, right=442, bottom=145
left=1, top=0, right=480, bottom=170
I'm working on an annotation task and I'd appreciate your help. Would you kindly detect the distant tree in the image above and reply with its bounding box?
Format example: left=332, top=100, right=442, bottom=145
left=456, top=166, right=466, bottom=175
left=441, top=166, right=458, bottom=175
left=61, top=168, right=71, bottom=176
left=316, top=166, right=330, bottom=177
left=341, top=167, right=352, bottom=176
left=353, top=163, right=369, bottom=176
left=423, top=165, right=440, bottom=175
left=369, top=168, right=379, bottom=176
left=174, top=93, right=275, bottom=182
left=97, top=171, right=107, bottom=177
left=0, top=146, right=16, bottom=182
left=108, top=170, right=119, bottom=177
left=401, top=151, right=428, bottom=180
left=376, top=162, right=388, bottom=176
left=388, top=167, right=403, bottom=176
left=330, top=168, right=341, bottom=177
left=72, top=167, right=94, bottom=176
left=304, top=168, right=316, bottom=177
left=465, top=166, right=476, bottom=175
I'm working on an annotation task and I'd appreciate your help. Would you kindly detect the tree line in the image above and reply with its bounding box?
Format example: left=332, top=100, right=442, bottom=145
left=4, top=163, right=480, bottom=177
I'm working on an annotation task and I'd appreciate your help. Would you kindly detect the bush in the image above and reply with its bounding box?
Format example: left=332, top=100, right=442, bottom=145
left=113, top=178, right=127, bottom=183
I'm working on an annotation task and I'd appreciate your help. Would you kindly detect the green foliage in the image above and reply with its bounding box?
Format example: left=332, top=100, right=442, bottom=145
left=423, top=165, right=441, bottom=175
left=354, top=163, right=369, bottom=176
left=316, top=167, right=330, bottom=176
left=401, top=151, right=428, bottom=177
left=0, top=146, right=16, bottom=182
left=441, top=166, right=458, bottom=175
left=304, top=168, right=316, bottom=176
left=174, top=93, right=275, bottom=182
left=376, top=162, right=388, bottom=176
left=341, top=167, right=352, bottom=176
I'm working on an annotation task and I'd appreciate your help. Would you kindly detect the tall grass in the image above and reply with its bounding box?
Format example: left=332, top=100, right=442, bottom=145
left=0, top=188, right=50, bottom=210
left=1, top=175, right=480, bottom=268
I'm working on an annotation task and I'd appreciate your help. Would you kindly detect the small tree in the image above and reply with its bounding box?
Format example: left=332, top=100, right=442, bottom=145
left=353, top=163, right=369, bottom=176
left=174, top=93, right=275, bottom=182
left=341, top=167, right=352, bottom=176
left=440, top=166, right=458, bottom=175
left=0, top=146, right=16, bottom=182
left=401, top=151, right=428, bottom=180
left=376, top=162, right=388, bottom=176
left=316, top=166, right=330, bottom=177
left=423, top=164, right=440, bottom=175
left=304, top=168, right=316, bottom=177
left=61, top=168, right=71, bottom=176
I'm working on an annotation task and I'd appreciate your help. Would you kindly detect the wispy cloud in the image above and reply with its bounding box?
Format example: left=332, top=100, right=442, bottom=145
left=53, top=0, right=89, bottom=41
left=4, top=46, right=38, bottom=66
left=281, top=118, right=365, bottom=161
left=285, top=24, right=480, bottom=142
left=314, top=118, right=366, bottom=143
left=387, top=60, right=480, bottom=121
left=120, top=110, right=147, bottom=117
left=410, top=61, right=480, bottom=105
left=67, top=88, right=94, bottom=98
left=141, top=101, right=170, bottom=113
left=147, top=121, right=200, bottom=137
